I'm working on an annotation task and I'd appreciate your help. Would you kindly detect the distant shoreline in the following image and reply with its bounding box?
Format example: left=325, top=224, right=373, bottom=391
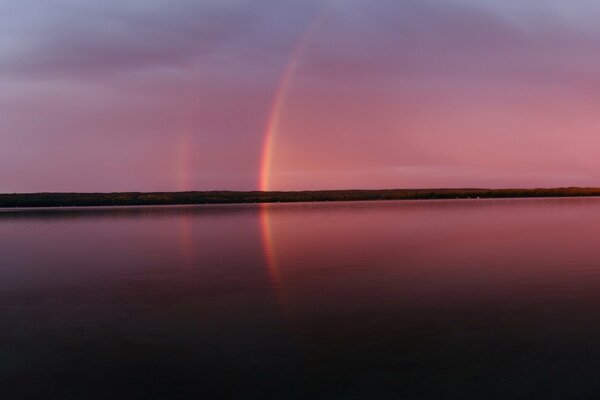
left=2, top=188, right=600, bottom=208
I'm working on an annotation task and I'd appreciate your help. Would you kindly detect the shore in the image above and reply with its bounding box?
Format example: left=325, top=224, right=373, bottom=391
left=2, top=187, right=600, bottom=208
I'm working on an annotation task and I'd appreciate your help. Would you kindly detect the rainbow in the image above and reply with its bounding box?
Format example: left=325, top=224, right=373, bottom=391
left=175, top=92, right=198, bottom=192
left=258, top=12, right=327, bottom=316
left=260, top=203, right=282, bottom=288
left=177, top=132, right=193, bottom=192
left=259, top=12, right=326, bottom=192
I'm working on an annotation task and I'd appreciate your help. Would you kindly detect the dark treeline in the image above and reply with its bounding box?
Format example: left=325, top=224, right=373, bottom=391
left=2, top=187, right=600, bottom=208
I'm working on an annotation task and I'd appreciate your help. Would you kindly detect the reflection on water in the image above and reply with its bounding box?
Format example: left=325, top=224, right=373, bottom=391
left=3, top=199, right=600, bottom=398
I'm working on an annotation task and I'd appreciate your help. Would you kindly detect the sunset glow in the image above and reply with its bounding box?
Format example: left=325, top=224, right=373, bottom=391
left=7, top=2, right=600, bottom=396
left=4, top=1, right=600, bottom=192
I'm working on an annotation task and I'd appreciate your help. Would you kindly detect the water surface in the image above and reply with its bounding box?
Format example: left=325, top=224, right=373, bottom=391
left=3, top=198, right=600, bottom=399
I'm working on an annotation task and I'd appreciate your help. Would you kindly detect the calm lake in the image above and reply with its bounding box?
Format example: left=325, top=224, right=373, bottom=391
left=3, top=198, right=600, bottom=399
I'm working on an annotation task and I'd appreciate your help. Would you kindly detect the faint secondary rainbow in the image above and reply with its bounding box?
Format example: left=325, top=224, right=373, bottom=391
left=175, top=92, right=196, bottom=192
left=259, top=12, right=326, bottom=192
left=176, top=133, right=192, bottom=191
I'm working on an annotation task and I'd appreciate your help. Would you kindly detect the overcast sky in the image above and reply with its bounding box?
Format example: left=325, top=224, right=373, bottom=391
left=3, top=0, right=600, bottom=192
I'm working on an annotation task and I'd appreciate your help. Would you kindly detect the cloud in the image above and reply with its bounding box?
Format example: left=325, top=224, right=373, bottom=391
left=295, top=0, right=600, bottom=89
left=4, top=0, right=600, bottom=191
left=0, top=0, right=321, bottom=79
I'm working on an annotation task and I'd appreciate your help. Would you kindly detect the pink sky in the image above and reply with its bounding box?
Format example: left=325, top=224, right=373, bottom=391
left=3, top=0, right=600, bottom=192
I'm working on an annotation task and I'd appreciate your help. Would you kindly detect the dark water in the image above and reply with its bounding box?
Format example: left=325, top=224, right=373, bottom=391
left=3, top=198, right=600, bottom=399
